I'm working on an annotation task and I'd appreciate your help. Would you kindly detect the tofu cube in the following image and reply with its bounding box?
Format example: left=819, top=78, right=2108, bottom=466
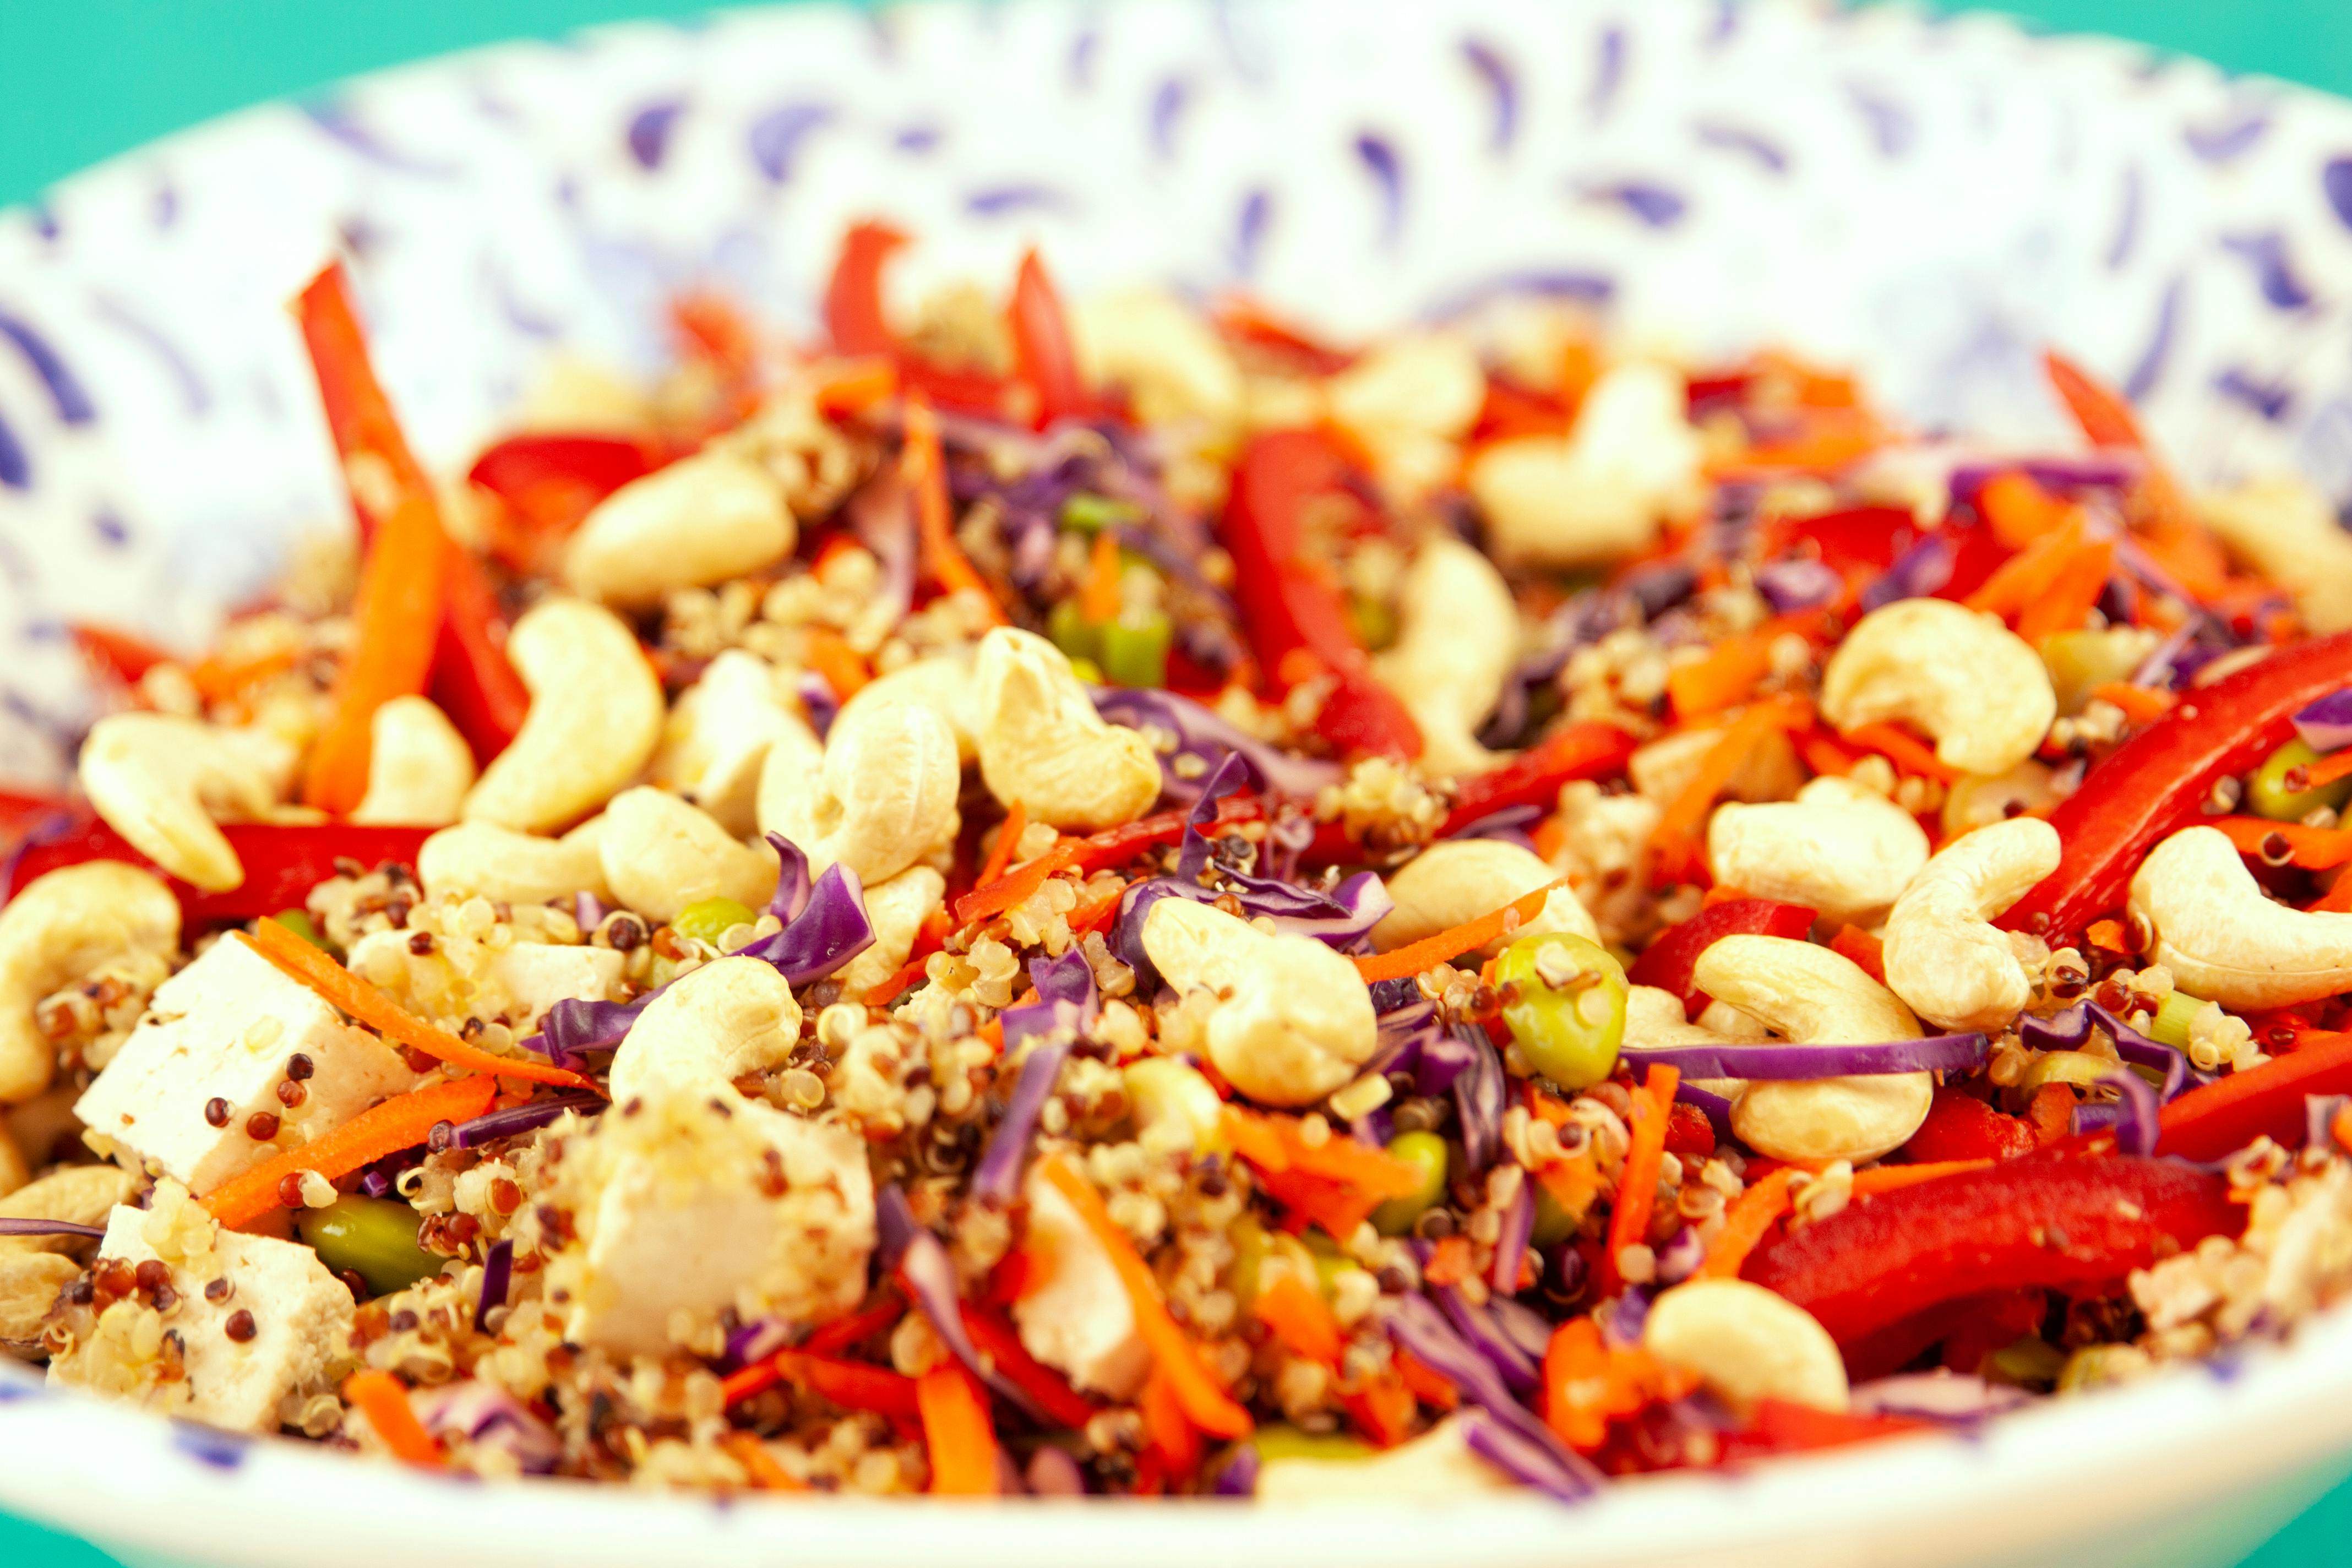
left=73, top=935, right=418, bottom=1197
left=345, top=930, right=625, bottom=1037
left=1011, top=1163, right=1149, bottom=1400
left=50, top=1200, right=353, bottom=1434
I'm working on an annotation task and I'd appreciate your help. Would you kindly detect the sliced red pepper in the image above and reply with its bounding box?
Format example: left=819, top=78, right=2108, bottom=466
left=959, top=1302, right=1101, bottom=1429
left=2043, top=350, right=2148, bottom=450
left=295, top=260, right=438, bottom=551
left=71, top=624, right=173, bottom=685
left=1718, top=1399, right=1927, bottom=1461
left=467, top=432, right=661, bottom=572
left=5, top=818, right=431, bottom=925
left=821, top=222, right=1016, bottom=418
left=1436, top=722, right=1636, bottom=837
left=1837, top=1288, right=2044, bottom=1383
left=428, top=549, right=531, bottom=767
left=1006, top=248, right=1088, bottom=429
left=1743, top=1157, right=2239, bottom=1346
left=2153, top=1029, right=2352, bottom=1162
left=2000, top=630, right=2352, bottom=937
left=1784, top=505, right=1915, bottom=576
left=1219, top=430, right=1422, bottom=760
left=1626, top=897, right=1816, bottom=1020
left=1900, top=1086, right=2039, bottom=1164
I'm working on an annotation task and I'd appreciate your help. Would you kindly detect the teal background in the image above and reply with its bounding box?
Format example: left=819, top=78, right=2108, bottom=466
left=1, top=1, right=2350, bottom=1564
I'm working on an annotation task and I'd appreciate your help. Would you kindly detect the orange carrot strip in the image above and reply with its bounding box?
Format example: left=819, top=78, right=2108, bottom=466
left=811, top=356, right=899, bottom=420
left=1962, top=514, right=2083, bottom=619
left=303, top=496, right=449, bottom=813
left=1665, top=633, right=1774, bottom=721
left=1541, top=1317, right=1613, bottom=1450
left=1648, top=695, right=1810, bottom=881
left=1394, top=1348, right=1461, bottom=1411
left=2306, top=749, right=2352, bottom=791
left=976, top=801, right=1030, bottom=892
left=1850, top=1158, right=1994, bottom=1199
left=1422, top=1235, right=1476, bottom=1287
left=917, top=1364, right=1000, bottom=1496
left=1351, top=876, right=1569, bottom=984
left=721, top=1430, right=807, bottom=1491
left=1602, top=1065, right=1679, bottom=1295
left=1081, top=527, right=1123, bottom=625
left=1253, top=1272, right=1344, bottom=1366
left=2212, top=816, right=2352, bottom=871
left=1039, top=1154, right=1253, bottom=1439
left=243, top=922, right=600, bottom=1091
left=204, top=1074, right=495, bottom=1229
left=2043, top=350, right=2147, bottom=450
left=1067, top=881, right=1125, bottom=938
left=2089, top=681, right=2176, bottom=725
left=1977, top=471, right=2078, bottom=548
left=802, top=627, right=871, bottom=700
left=189, top=646, right=300, bottom=703
left=72, top=624, right=174, bottom=683
left=2014, top=537, right=2115, bottom=645
left=1839, top=722, right=1959, bottom=783
left=1139, top=1369, right=1205, bottom=1478
left=952, top=840, right=1080, bottom=928
left=1698, top=1168, right=1798, bottom=1280
left=2315, top=873, right=2352, bottom=914
left=1828, top=924, right=1885, bottom=984
left=902, top=394, right=1006, bottom=623
left=344, top=1370, right=441, bottom=1466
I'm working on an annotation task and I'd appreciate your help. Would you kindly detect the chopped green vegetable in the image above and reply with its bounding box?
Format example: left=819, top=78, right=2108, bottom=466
left=1496, top=932, right=1627, bottom=1092
left=1060, top=492, right=1143, bottom=533
left=269, top=909, right=332, bottom=953
left=297, top=1195, right=442, bottom=1297
left=1101, top=609, right=1172, bottom=688
left=1529, top=1180, right=1578, bottom=1248
left=1982, top=1336, right=2067, bottom=1389
left=1370, top=1130, right=1450, bottom=1236
left=2148, top=989, right=2212, bottom=1053
left=671, top=896, right=757, bottom=949
left=1048, top=598, right=1103, bottom=665
left=1249, top=1426, right=1376, bottom=1463
left=2246, top=737, right=2352, bottom=822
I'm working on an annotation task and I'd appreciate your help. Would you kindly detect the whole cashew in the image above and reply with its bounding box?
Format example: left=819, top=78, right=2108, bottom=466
left=835, top=867, right=948, bottom=999
left=1692, top=935, right=1930, bottom=1164
left=2129, top=826, right=2352, bottom=1008
left=1706, top=776, right=1929, bottom=927
left=652, top=650, right=818, bottom=837
left=1466, top=362, right=1702, bottom=567
left=1370, top=537, right=1520, bottom=778
left=1372, top=839, right=1595, bottom=957
left=597, top=788, right=778, bottom=925
left=758, top=695, right=959, bottom=886
left=1644, top=1278, right=1849, bottom=1413
left=563, top=448, right=795, bottom=607
left=0, top=863, right=179, bottom=1104
left=463, top=600, right=663, bottom=832
left=351, top=695, right=477, bottom=827
left=1141, top=897, right=1378, bottom=1107
left=972, top=628, right=1161, bottom=830
left=836, top=653, right=979, bottom=765
left=0, top=1164, right=143, bottom=1255
left=2200, top=476, right=2352, bottom=635
left=1071, top=287, right=1245, bottom=440
left=1123, top=1056, right=1228, bottom=1156
left=1819, top=599, right=2056, bottom=776
left=1882, top=816, right=2061, bottom=1031
left=78, top=714, right=296, bottom=891
left=417, top=818, right=611, bottom=907
left=607, top=956, right=804, bottom=1104
left=1625, top=983, right=1753, bottom=1107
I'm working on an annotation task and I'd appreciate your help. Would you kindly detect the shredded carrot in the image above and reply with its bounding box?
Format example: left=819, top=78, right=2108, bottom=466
left=304, top=495, right=449, bottom=813
left=1422, top=1234, right=1476, bottom=1287
left=188, top=646, right=300, bottom=703
left=1648, top=694, right=1811, bottom=881
left=1340, top=1373, right=1417, bottom=1450
left=1253, top=1272, right=1344, bottom=1366
left=1139, top=1369, right=1204, bottom=1477
left=1081, top=526, right=1123, bottom=625
left=1394, top=1348, right=1461, bottom=1411
left=2306, top=749, right=2352, bottom=791
left=344, top=1370, right=441, bottom=1466
left=1223, top=1106, right=1424, bottom=1239
left=902, top=393, right=1006, bottom=623
left=721, top=1430, right=807, bottom=1491
left=1350, top=876, right=1569, bottom=984
left=1602, top=1065, right=1679, bottom=1295
left=1698, top=1167, right=1798, bottom=1279
left=1850, top=1158, right=1994, bottom=1199
left=1962, top=513, right=2084, bottom=620
left=243, top=922, right=600, bottom=1091
left=2315, top=873, right=2352, bottom=914
left=2089, top=681, right=2176, bottom=725
left=71, top=623, right=173, bottom=683
left=860, top=955, right=933, bottom=1006
left=2043, top=349, right=2147, bottom=450
left=1665, top=632, right=1775, bottom=721
left=1839, top=721, right=1958, bottom=783
left=2024, top=1082, right=2077, bottom=1146
left=2334, top=1103, right=2352, bottom=1152
left=802, top=627, right=871, bottom=700
left=2084, top=918, right=2132, bottom=954
left=801, top=1294, right=906, bottom=1357
left=2212, top=816, right=2352, bottom=870
left=1540, top=1317, right=1695, bottom=1452
left=1798, top=730, right=1859, bottom=779
left=2014, top=536, right=2115, bottom=645
left=975, top=802, right=1030, bottom=892
left=1709, top=409, right=1886, bottom=478
left=1039, top=1155, right=1250, bottom=1438
left=1535, top=1146, right=1604, bottom=1222
left=1066, top=881, right=1125, bottom=937
left=1828, top=924, right=1885, bottom=984
left=952, top=839, right=1080, bottom=928
left=1977, top=470, right=2079, bottom=548
left=203, top=1074, right=495, bottom=1229
left=810, top=356, right=899, bottom=419
left=917, top=1364, right=1000, bottom=1496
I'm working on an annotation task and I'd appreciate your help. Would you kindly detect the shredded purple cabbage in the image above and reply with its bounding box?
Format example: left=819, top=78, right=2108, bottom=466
left=1211, top=1444, right=1260, bottom=1498
left=1947, top=454, right=2140, bottom=504
left=1754, top=558, right=1843, bottom=613
left=1450, top=803, right=1542, bottom=853
left=1597, top=1289, right=1650, bottom=1350
left=571, top=890, right=609, bottom=934
left=2308, top=1093, right=2352, bottom=1152
left=1090, top=686, right=1342, bottom=803
left=1382, top=1294, right=1600, bottom=1501
left=1435, top=1284, right=1540, bottom=1394
left=1858, top=534, right=1953, bottom=611
left=722, top=1317, right=796, bottom=1371
left=1491, top=1179, right=1534, bottom=1294
left=763, top=832, right=812, bottom=924
left=1619, top=1032, right=1986, bottom=1081
left=0, top=1217, right=104, bottom=1239
left=450, top=1091, right=603, bottom=1150
left=2021, top=1002, right=2201, bottom=1100
left=875, top=1184, right=1039, bottom=1417
left=1849, top=1371, right=2032, bottom=1424
left=1458, top=1409, right=1598, bottom=1504
left=2072, top=1066, right=2162, bottom=1156
left=850, top=471, right=917, bottom=627
left=412, top=1380, right=561, bottom=1473
left=2294, top=690, right=2352, bottom=754
left=797, top=671, right=840, bottom=741
left=474, top=1239, right=513, bottom=1334
left=1452, top=1024, right=1506, bottom=1173
left=972, top=955, right=1097, bottom=1202
left=1028, top=1446, right=1090, bottom=1496
left=1654, top=1225, right=1705, bottom=1287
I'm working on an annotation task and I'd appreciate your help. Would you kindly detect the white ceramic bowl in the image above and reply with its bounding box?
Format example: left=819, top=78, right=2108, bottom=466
left=7, top=2, right=2352, bottom=1562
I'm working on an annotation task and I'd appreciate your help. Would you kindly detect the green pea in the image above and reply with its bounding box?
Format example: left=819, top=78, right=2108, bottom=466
left=672, top=896, right=757, bottom=949
left=1529, top=1181, right=1578, bottom=1248
left=2147, top=989, right=2212, bottom=1052
left=269, top=910, right=333, bottom=955
left=1348, top=595, right=1399, bottom=652
left=2247, top=738, right=2352, bottom=822
left=1981, top=1336, right=2067, bottom=1389
left=1047, top=598, right=1103, bottom=666
left=1249, top=1426, right=1375, bottom=1464
left=1496, top=932, right=1628, bottom=1092
left=1059, top=492, right=1142, bottom=534
left=1099, top=609, right=1171, bottom=689
left=297, top=1195, right=442, bottom=1297
left=1371, top=1130, right=1450, bottom=1236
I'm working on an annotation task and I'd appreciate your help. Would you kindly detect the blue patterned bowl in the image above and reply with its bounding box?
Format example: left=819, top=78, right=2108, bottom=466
left=6, top=2, right=2352, bottom=1562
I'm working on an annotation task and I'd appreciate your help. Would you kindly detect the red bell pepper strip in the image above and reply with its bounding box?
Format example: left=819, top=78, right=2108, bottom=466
left=1837, top=1288, right=2045, bottom=1385
left=1436, top=723, right=1636, bottom=837
left=295, top=260, right=437, bottom=549
left=2000, top=629, right=2352, bottom=937
left=1742, top=1157, right=2239, bottom=1346
left=1900, top=1085, right=2039, bottom=1164
left=1006, top=248, right=1088, bottom=429
left=70, top=625, right=173, bottom=685
left=2043, top=350, right=2148, bottom=450
left=2152, top=1030, right=2352, bottom=1162
left=1783, top=504, right=1915, bottom=576
left=4, top=817, right=431, bottom=925
left=1219, top=430, right=1422, bottom=760
left=428, top=549, right=532, bottom=766
left=467, top=432, right=661, bottom=572
left=1626, top=897, right=1816, bottom=1020
left=1717, top=1399, right=1928, bottom=1461
left=825, top=220, right=907, bottom=359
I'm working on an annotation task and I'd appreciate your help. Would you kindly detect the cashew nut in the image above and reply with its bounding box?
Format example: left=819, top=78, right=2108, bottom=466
left=1255, top=1415, right=1514, bottom=1502
left=0, top=1253, right=79, bottom=1354
left=972, top=628, right=1160, bottom=830
left=563, top=448, right=794, bottom=607
left=652, top=650, right=818, bottom=837
left=836, top=652, right=979, bottom=765
left=1706, top=776, right=1929, bottom=927
left=1071, top=287, right=1245, bottom=440
left=1625, top=984, right=1753, bottom=1108
left=1372, top=839, right=1595, bottom=957
left=1630, top=724, right=1801, bottom=807
left=1819, top=599, right=2056, bottom=776
left=758, top=695, right=959, bottom=886
left=607, top=956, right=804, bottom=1105
left=351, top=695, right=477, bottom=827
left=1123, top=1056, right=1229, bottom=1156
left=595, top=788, right=779, bottom=926
left=1141, top=898, right=1378, bottom=1107
left=78, top=714, right=296, bottom=891
left=1325, top=331, right=1486, bottom=501
left=1643, top=1278, right=1849, bottom=1413
left=463, top=599, right=663, bottom=832
left=417, top=818, right=611, bottom=907
left=2129, top=826, right=2352, bottom=1009
left=1466, top=362, right=1702, bottom=567
left=2200, top=476, right=2352, bottom=634
left=835, top=867, right=948, bottom=1000
left=1882, top=816, right=2061, bottom=1031
left=1692, top=935, right=1930, bottom=1164
left=0, top=1164, right=143, bottom=1255
left=0, top=863, right=179, bottom=1104
left=1369, top=537, right=1520, bottom=777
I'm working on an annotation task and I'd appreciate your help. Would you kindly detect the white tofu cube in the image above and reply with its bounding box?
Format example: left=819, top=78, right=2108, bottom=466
left=488, top=942, right=627, bottom=1032
left=546, top=1087, right=874, bottom=1357
left=50, top=1201, right=353, bottom=1434
left=345, top=930, right=624, bottom=1038
left=1011, top=1163, right=1149, bottom=1400
left=74, top=936, right=418, bottom=1197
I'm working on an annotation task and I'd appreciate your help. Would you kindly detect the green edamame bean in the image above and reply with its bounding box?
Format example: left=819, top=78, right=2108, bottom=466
left=1496, top=932, right=1628, bottom=1092
left=1529, top=1181, right=1577, bottom=1248
left=2247, top=738, right=2352, bottom=822
left=1370, top=1130, right=1450, bottom=1236
left=672, top=896, right=756, bottom=949
left=1059, top=492, right=1142, bottom=534
left=297, top=1195, right=442, bottom=1297
left=1100, top=609, right=1171, bottom=689
left=1047, top=598, right=1103, bottom=666
left=1981, top=1336, right=2066, bottom=1389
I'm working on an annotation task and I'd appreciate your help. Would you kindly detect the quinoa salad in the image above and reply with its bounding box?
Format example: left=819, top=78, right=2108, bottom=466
left=5, top=228, right=2352, bottom=1500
